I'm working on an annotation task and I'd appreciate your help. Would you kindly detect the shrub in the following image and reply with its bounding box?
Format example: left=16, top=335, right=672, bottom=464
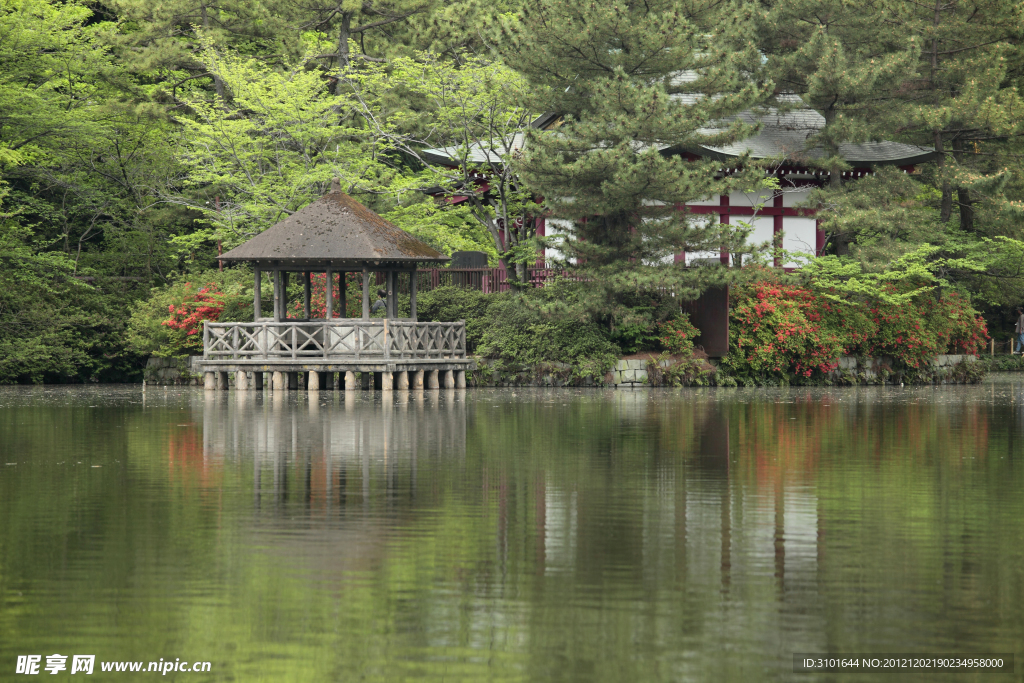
left=657, top=314, right=700, bottom=356
left=416, top=285, right=497, bottom=352
left=127, top=268, right=252, bottom=357
left=724, top=281, right=845, bottom=383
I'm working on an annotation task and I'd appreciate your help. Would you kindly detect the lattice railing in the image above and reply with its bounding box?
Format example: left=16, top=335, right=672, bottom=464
left=203, top=320, right=466, bottom=360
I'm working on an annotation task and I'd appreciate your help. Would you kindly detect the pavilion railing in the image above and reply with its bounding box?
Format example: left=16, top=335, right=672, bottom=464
left=203, top=320, right=466, bottom=361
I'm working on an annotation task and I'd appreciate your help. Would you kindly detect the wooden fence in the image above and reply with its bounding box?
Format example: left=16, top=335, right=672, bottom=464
left=204, top=320, right=466, bottom=361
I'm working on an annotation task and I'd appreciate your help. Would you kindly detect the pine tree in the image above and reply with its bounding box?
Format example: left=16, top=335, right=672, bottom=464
left=893, top=0, right=1024, bottom=234
left=498, top=0, right=772, bottom=321
left=758, top=0, right=920, bottom=255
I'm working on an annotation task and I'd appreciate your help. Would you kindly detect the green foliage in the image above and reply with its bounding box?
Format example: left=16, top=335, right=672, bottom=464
left=722, top=268, right=989, bottom=384
left=415, top=285, right=494, bottom=351
left=173, top=40, right=393, bottom=250
left=657, top=315, right=700, bottom=357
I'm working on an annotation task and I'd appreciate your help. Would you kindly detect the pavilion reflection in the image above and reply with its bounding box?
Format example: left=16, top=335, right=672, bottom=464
left=197, top=390, right=467, bottom=516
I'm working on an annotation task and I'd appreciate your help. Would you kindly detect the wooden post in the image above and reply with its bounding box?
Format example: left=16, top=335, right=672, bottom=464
left=272, top=371, right=285, bottom=391
left=325, top=269, right=333, bottom=320
left=456, top=369, right=465, bottom=388
left=443, top=369, right=455, bottom=389
left=303, top=271, right=311, bottom=319
left=382, top=371, right=393, bottom=392
left=308, top=370, right=320, bottom=392
left=991, top=337, right=995, bottom=356
left=235, top=370, right=248, bottom=390
left=345, top=370, right=356, bottom=391
left=427, top=369, right=439, bottom=389
left=387, top=270, right=396, bottom=319
left=340, top=272, right=347, bottom=318
left=410, top=268, right=417, bottom=321
left=204, top=371, right=216, bottom=391
left=362, top=267, right=370, bottom=320
left=273, top=270, right=281, bottom=322
left=397, top=371, right=409, bottom=390
left=254, top=267, right=261, bottom=321
left=282, top=272, right=290, bottom=320
left=412, top=370, right=424, bottom=389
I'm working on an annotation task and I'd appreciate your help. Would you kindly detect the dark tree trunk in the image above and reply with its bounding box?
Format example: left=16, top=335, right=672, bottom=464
left=335, top=12, right=353, bottom=95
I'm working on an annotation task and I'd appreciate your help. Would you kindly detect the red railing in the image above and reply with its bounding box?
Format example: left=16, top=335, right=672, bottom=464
left=408, top=268, right=568, bottom=294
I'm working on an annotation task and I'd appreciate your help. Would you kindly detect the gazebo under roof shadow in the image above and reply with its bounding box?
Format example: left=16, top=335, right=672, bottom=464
left=198, top=180, right=473, bottom=392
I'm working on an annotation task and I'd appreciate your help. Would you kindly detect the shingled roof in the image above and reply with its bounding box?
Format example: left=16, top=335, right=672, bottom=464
left=219, top=183, right=449, bottom=265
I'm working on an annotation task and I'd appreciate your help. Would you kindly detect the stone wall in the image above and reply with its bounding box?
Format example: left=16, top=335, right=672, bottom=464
left=143, top=356, right=204, bottom=385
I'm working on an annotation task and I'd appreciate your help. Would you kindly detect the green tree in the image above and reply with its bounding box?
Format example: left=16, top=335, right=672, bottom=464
left=171, top=40, right=394, bottom=251
left=350, top=52, right=535, bottom=275
left=498, top=0, right=772, bottom=322
left=759, top=0, right=920, bottom=255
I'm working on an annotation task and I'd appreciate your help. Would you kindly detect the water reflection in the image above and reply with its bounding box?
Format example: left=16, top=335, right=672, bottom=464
left=2, top=384, right=1024, bottom=682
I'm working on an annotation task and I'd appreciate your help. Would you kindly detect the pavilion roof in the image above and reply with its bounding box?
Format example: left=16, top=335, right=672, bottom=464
left=219, top=184, right=449, bottom=265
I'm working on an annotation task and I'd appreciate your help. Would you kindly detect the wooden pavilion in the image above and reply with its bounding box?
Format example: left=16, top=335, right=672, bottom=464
left=198, top=180, right=474, bottom=392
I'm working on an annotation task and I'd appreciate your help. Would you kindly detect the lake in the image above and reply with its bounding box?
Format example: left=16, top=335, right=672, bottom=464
left=1, top=381, right=1023, bottom=681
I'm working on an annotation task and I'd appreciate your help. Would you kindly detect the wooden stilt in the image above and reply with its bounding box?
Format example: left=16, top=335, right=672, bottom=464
left=382, top=371, right=393, bottom=392
left=397, top=371, right=408, bottom=390
left=427, top=369, right=439, bottom=389
left=235, top=370, right=249, bottom=390
left=443, top=369, right=455, bottom=389
left=204, top=372, right=216, bottom=391
left=345, top=371, right=356, bottom=391
left=272, top=371, right=285, bottom=391
left=455, top=370, right=465, bottom=388
left=412, top=370, right=424, bottom=389
left=308, top=370, right=320, bottom=392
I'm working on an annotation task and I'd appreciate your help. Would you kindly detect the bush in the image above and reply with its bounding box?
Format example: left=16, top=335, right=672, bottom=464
left=724, top=281, right=846, bottom=383
left=477, top=292, right=620, bottom=381
left=127, top=268, right=252, bottom=357
left=416, top=285, right=497, bottom=352
left=657, top=314, right=700, bottom=356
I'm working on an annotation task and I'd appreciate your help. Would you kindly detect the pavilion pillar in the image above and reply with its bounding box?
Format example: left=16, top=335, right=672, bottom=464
left=382, top=371, right=393, bottom=392
left=325, top=269, right=333, bottom=320
left=340, top=272, right=347, bottom=318
left=307, top=370, right=319, bottom=392
left=254, top=267, right=261, bottom=320
left=427, top=369, right=439, bottom=390
left=303, top=271, right=311, bottom=319
left=412, top=370, right=424, bottom=389
left=456, top=370, right=466, bottom=388
left=282, top=272, right=290, bottom=319
left=345, top=371, right=356, bottom=391
left=397, top=371, right=409, bottom=390
left=386, top=270, right=396, bottom=319
left=443, top=370, right=455, bottom=389
left=204, top=372, right=216, bottom=391
left=362, top=268, right=370, bottom=320
left=235, top=370, right=249, bottom=390
left=410, top=268, right=417, bottom=321
left=273, top=270, right=282, bottom=322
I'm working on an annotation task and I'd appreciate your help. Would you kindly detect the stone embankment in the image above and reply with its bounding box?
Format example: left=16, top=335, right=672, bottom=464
left=144, top=354, right=982, bottom=388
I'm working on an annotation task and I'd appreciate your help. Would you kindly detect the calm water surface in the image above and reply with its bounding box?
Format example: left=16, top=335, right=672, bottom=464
left=2, top=381, right=1024, bottom=681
